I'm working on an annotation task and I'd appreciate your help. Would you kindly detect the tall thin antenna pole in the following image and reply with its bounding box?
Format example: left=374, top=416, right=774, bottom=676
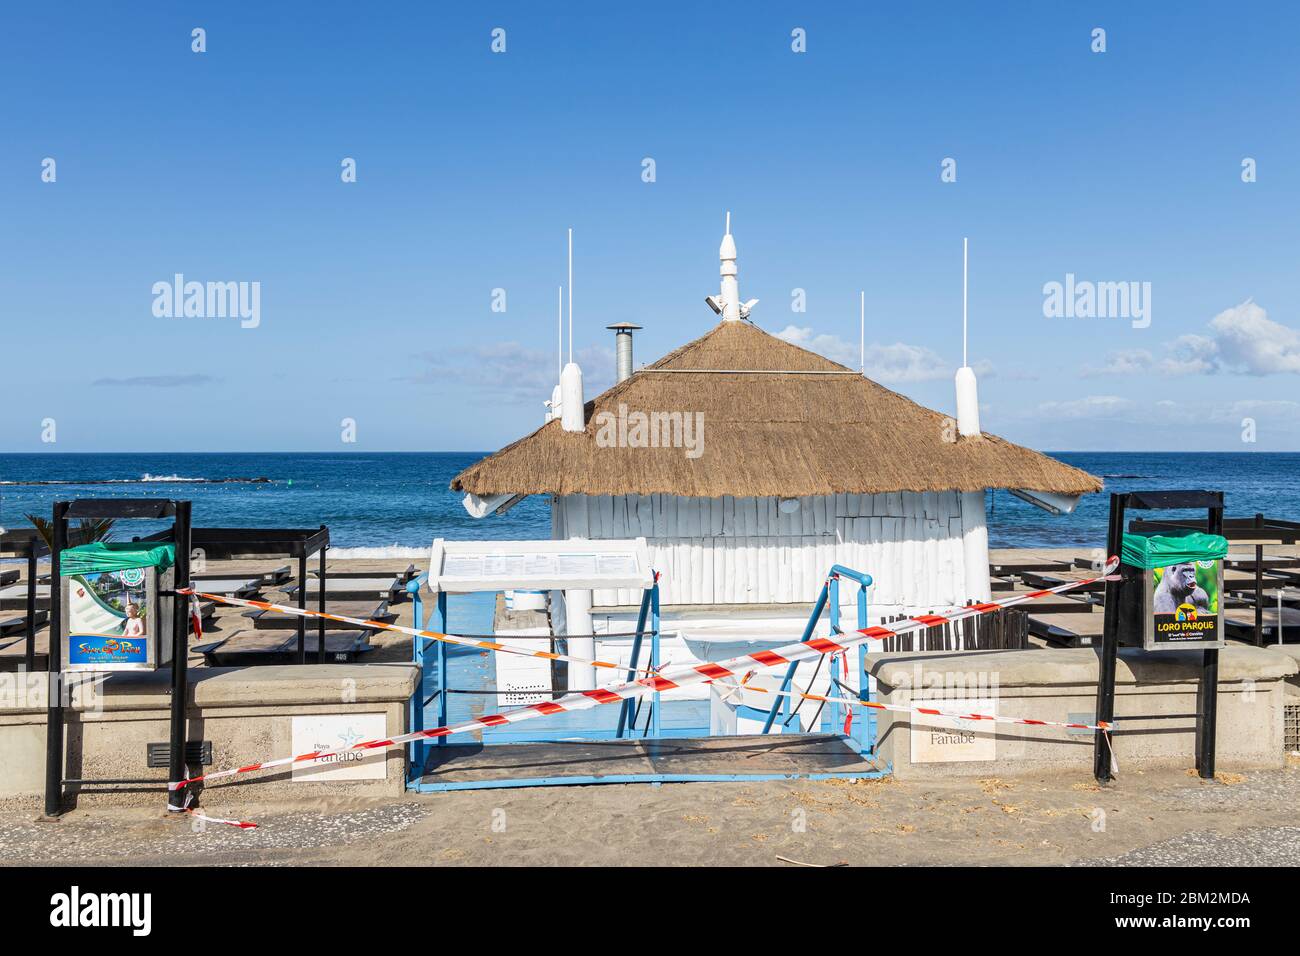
left=962, top=237, right=969, bottom=368
left=567, top=228, right=573, bottom=364
left=859, top=291, right=865, bottom=374
left=557, top=285, right=563, bottom=381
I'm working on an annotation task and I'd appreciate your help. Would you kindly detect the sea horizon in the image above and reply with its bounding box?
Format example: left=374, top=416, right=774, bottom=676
left=3, top=450, right=1296, bottom=553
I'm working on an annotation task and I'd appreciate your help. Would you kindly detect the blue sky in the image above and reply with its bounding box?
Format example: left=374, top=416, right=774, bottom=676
left=3, top=2, right=1299, bottom=453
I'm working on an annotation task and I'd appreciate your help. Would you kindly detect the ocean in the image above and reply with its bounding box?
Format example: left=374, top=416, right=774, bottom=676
left=1, top=451, right=1296, bottom=553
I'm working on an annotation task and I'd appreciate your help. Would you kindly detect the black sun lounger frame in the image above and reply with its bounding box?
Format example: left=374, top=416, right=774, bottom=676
left=136, top=526, right=330, bottom=665
left=0, top=528, right=50, bottom=671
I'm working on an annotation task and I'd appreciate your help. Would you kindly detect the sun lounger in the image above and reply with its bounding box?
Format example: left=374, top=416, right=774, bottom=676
left=1224, top=552, right=1300, bottom=572
left=186, top=576, right=264, bottom=599
left=312, top=563, right=418, bottom=583
left=244, top=598, right=396, bottom=631
left=255, top=564, right=292, bottom=584
left=281, top=575, right=406, bottom=604
left=1019, top=570, right=1104, bottom=592
left=1262, top=567, right=1300, bottom=587
left=1223, top=569, right=1288, bottom=592
left=990, top=559, right=1071, bottom=575
left=0, top=584, right=49, bottom=611
left=192, top=628, right=374, bottom=666
left=0, top=609, right=48, bottom=636
left=191, top=565, right=290, bottom=586
left=1027, top=612, right=1102, bottom=648
left=1010, top=593, right=1095, bottom=614
left=1225, top=606, right=1300, bottom=643
left=0, top=623, right=49, bottom=670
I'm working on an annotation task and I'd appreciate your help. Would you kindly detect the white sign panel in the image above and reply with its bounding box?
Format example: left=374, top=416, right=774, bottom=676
left=909, top=698, right=997, bottom=764
left=428, top=538, right=652, bottom=593
left=291, top=713, right=388, bottom=782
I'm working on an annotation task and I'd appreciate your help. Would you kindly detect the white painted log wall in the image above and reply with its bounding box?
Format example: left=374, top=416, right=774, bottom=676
left=553, top=492, right=978, bottom=616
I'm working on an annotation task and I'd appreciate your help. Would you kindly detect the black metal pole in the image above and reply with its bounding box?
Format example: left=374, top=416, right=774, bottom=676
left=1198, top=501, right=1224, bottom=780
left=25, top=542, right=37, bottom=672
left=1254, top=541, right=1264, bottom=647
left=1093, top=492, right=1126, bottom=783
left=167, top=501, right=192, bottom=811
left=297, top=551, right=307, bottom=665
left=317, top=526, right=326, bottom=663
left=43, top=501, right=69, bottom=818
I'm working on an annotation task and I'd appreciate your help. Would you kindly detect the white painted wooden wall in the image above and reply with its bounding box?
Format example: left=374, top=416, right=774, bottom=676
left=552, top=492, right=984, bottom=617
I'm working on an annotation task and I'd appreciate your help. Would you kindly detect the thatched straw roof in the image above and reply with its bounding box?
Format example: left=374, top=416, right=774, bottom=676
left=452, top=321, right=1101, bottom=498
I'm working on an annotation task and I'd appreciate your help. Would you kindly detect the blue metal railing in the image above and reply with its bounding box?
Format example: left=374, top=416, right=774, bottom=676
left=760, top=564, right=878, bottom=762
left=406, top=563, right=887, bottom=789
left=408, top=576, right=663, bottom=777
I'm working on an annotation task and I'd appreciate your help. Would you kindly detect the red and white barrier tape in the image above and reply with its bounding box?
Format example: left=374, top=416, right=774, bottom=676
left=180, top=588, right=658, bottom=676
left=723, top=673, right=1112, bottom=733
left=168, top=788, right=258, bottom=829
left=171, top=558, right=1119, bottom=811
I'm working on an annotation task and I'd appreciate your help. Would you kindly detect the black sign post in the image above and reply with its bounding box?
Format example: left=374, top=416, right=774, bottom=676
left=42, top=498, right=192, bottom=818
left=1093, top=490, right=1224, bottom=784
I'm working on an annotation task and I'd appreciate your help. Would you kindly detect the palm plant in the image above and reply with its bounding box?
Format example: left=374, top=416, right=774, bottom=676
left=26, top=515, right=115, bottom=548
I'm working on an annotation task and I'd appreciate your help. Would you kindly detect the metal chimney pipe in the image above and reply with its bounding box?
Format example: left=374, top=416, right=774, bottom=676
left=606, top=322, right=642, bottom=383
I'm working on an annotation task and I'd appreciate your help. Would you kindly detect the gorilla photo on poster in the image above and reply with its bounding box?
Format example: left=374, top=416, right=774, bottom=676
left=1152, top=562, right=1218, bottom=617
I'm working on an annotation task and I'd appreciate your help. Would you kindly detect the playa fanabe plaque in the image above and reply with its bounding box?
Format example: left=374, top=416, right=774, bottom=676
left=291, top=713, right=388, bottom=782
left=909, top=697, right=996, bottom=763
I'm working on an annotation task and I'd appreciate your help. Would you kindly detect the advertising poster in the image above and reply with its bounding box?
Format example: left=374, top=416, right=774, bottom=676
left=67, top=570, right=150, bottom=667
left=1150, top=559, right=1221, bottom=647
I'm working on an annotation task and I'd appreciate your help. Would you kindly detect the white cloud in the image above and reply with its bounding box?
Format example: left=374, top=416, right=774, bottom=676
left=1158, top=334, right=1218, bottom=375
left=1037, top=395, right=1135, bottom=420
left=1206, top=399, right=1300, bottom=425
left=1082, top=350, right=1154, bottom=377
left=1025, top=393, right=1300, bottom=435
left=93, top=374, right=218, bottom=387
left=408, top=341, right=614, bottom=403
left=1080, top=299, right=1300, bottom=378
left=1207, top=299, right=1300, bottom=375
left=865, top=342, right=953, bottom=383
left=774, top=325, right=860, bottom=366
left=775, top=325, right=963, bottom=383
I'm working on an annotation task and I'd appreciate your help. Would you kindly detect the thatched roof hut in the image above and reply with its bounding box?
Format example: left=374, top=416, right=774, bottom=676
left=451, top=319, right=1101, bottom=499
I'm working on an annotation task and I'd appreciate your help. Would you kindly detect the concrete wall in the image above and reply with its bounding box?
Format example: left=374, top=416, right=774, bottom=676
left=0, top=664, right=418, bottom=807
left=555, top=491, right=979, bottom=616
left=866, top=645, right=1298, bottom=778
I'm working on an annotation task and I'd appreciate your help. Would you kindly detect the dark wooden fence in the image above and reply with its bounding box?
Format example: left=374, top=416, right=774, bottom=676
left=879, top=606, right=1029, bottom=652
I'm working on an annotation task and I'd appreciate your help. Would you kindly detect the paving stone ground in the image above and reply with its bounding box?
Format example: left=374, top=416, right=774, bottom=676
left=4, top=760, right=1298, bottom=866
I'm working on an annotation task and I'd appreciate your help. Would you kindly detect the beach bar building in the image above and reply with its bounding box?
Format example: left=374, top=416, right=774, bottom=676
left=452, top=224, right=1101, bottom=675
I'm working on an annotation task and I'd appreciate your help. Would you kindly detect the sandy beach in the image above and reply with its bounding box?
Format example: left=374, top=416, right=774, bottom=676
left=3, top=759, right=1299, bottom=866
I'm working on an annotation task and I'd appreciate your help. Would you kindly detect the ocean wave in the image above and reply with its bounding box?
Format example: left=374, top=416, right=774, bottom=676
left=327, top=545, right=428, bottom=559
